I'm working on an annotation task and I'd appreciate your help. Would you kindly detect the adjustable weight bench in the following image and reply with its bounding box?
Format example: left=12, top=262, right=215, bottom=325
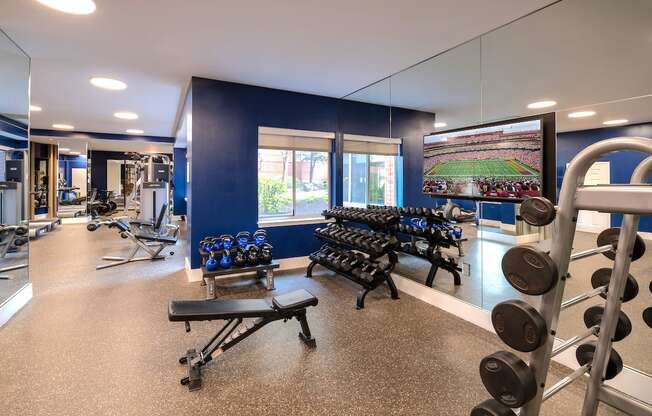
left=87, top=204, right=177, bottom=270
left=168, top=289, right=318, bottom=391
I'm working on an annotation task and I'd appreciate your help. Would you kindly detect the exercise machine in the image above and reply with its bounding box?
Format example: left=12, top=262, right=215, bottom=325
left=473, top=137, right=652, bottom=416
left=125, top=153, right=171, bottom=224
left=168, top=289, right=318, bottom=391
left=86, top=203, right=177, bottom=269
left=0, top=224, right=28, bottom=279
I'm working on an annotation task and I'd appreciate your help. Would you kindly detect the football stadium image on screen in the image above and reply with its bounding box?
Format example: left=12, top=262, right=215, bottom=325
left=422, top=119, right=543, bottom=200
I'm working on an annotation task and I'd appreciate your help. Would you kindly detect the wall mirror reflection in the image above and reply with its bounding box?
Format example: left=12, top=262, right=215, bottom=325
left=0, top=28, right=30, bottom=313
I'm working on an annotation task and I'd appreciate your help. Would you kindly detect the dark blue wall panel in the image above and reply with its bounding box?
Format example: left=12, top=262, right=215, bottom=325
left=187, top=77, right=435, bottom=268
left=89, top=151, right=128, bottom=191
left=173, top=147, right=187, bottom=215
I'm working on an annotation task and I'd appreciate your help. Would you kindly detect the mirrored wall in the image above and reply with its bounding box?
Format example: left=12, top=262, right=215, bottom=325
left=0, top=29, right=30, bottom=309
left=344, top=0, right=652, bottom=376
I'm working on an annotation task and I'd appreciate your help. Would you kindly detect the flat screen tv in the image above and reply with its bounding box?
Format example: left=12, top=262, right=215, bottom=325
left=422, top=113, right=555, bottom=202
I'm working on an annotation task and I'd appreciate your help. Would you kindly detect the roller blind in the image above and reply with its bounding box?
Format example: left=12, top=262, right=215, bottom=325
left=343, top=134, right=402, bottom=156
left=259, top=127, right=334, bottom=152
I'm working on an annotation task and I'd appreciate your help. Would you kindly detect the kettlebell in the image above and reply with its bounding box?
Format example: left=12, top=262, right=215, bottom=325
left=221, top=234, right=235, bottom=250
left=220, top=249, right=232, bottom=269
left=253, top=229, right=267, bottom=247
left=236, top=231, right=251, bottom=248
left=233, top=248, right=247, bottom=267
left=260, top=243, right=273, bottom=264
left=206, top=253, right=219, bottom=272
left=246, top=245, right=260, bottom=266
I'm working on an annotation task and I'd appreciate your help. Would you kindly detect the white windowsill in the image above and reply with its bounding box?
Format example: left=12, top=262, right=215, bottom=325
left=258, top=216, right=334, bottom=228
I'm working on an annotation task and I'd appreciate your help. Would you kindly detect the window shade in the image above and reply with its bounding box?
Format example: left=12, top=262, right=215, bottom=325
left=343, top=134, right=402, bottom=156
left=259, top=134, right=332, bottom=152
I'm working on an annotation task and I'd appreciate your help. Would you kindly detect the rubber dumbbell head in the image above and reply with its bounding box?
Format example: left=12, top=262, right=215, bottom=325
left=596, top=227, right=646, bottom=261
left=492, top=300, right=547, bottom=352
left=519, top=197, right=556, bottom=226
left=590, top=268, right=639, bottom=302
left=583, top=306, right=632, bottom=342
left=502, top=246, right=558, bottom=295
left=576, top=342, right=623, bottom=380
left=471, top=399, right=517, bottom=416
left=479, top=351, right=537, bottom=408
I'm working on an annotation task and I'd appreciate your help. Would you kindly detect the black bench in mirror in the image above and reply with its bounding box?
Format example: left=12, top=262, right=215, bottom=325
left=168, top=289, right=318, bottom=391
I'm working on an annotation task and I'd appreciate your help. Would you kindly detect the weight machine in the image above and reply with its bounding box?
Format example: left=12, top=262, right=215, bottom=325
left=473, top=137, right=652, bottom=416
left=124, top=152, right=171, bottom=224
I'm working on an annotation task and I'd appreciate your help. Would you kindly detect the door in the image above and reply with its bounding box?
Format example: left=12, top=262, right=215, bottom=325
left=71, top=168, right=87, bottom=197
left=575, top=161, right=610, bottom=232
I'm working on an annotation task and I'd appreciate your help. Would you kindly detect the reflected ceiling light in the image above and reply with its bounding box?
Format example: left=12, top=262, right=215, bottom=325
left=59, top=147, right=70, bottom=151
left=36, top=0, right=96, bottom=14
left=527, top=100, right=557, bottom=109
left=603, top=119, right=628, bottom=126
left=29, top=105, right=42, bottom=112
left=434, top=122, right=447, bottom=128
left=90, top=77, right=127, bottom=90
left=52, top=123, right=74, bottom=130
left=114, top=111, right=138, bottom=120
left=126, top=129, right=144, bottom=134
left=568, top=110, right=596, bottom=118
left=69, top=151, right=81, bottom=155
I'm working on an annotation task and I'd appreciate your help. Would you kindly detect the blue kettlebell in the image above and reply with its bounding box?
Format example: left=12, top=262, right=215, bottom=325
left=206, top=253, right=218, bottom=271
left=220, top=249, right=232, bottom=269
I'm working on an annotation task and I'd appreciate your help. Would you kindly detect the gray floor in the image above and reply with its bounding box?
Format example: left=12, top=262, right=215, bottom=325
left=394, top=224, right=652, bottom=376
left=0, top=223, right=627, bottom=415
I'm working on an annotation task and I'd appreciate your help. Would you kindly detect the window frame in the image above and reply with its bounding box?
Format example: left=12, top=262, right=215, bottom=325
left=258, top=148, right=332, bottom=221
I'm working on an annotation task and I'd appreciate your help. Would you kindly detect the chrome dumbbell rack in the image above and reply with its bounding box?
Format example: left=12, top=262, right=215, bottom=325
left=521, top=138, right=652, bottom=416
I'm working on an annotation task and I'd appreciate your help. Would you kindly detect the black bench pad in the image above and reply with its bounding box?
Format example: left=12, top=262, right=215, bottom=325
left=272, top=289, right=318, bottom=311
left=135, top=232, right=177, bottom=244
left=114, top=219, right=131, bottom=232
left=169, top=299, right=275, bottom=321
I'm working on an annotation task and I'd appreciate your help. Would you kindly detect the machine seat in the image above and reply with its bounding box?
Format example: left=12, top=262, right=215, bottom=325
left=169, top=299, right=276, bottom=321
left=272, top=289, right=318, bottom=311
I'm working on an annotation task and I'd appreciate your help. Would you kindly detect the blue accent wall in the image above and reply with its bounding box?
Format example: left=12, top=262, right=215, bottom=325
left=89, top=151, right=129, bottom=191
left=558, top=122, right=652, bottom=232
left=186, top=77, right=435, bottom=268
left=173, top=147, right=187, bottom=215
left=58, top=154, right=87, bottom=186
left=31, top=128, right=174, bottom=143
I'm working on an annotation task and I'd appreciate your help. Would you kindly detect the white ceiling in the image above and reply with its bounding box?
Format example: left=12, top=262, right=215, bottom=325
left=31, top=135, right=173, bottom=154
left=346, top=0, right=652, bottom=133
left=0, top=0, right=555, bottom=137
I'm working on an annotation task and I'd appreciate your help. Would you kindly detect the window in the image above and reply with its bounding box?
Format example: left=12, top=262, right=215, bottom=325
left=342, top=134, right=401, bottom=207
left=343, top=153, right=399, bottom=207
left=258, top=128, right=332, bottom=220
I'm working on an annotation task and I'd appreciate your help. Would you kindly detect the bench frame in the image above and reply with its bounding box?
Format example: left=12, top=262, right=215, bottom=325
left=177, top=304, right=316, bottom=391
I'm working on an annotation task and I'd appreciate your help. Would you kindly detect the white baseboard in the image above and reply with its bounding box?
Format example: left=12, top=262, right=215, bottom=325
left=185, top=255, right=310, bottom=283
left=390, top=273, right=652, bottom=406
left=477, top=228, right=540, bottom=245
left=500, top=223, right=516, bottom=232
left=479, top=219, right=501, bottom=228
left=0, top=283, right=32, bottom=328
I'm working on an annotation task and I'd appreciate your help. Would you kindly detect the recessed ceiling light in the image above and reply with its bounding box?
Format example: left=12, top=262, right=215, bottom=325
left=602, top=119, right=629, bottom=126
left=126, top=129, right=144, bottom=134
left=527, top=100, right=557, bottom=109
left=59, top=147, right=70, bottom=151
left=114, top=111, right=138, bottom=120
left=29, top=105, right=42, bottom=112
left=36, top=0, right=96, bottom=15
left=434, top=122, right=447, bottom=128
left=568, top=110, right=596, bottom=118
left=90, top=77, right=127, bottom=90
left=52, top=123, right=74, bottom=130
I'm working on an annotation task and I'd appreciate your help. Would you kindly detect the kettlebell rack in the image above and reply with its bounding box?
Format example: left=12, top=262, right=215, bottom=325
left=306, top=207, right=401, bottom=309
left=473, top=137, right=652, bottom=416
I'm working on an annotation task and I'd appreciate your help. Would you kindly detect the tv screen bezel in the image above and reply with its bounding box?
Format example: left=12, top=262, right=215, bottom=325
left=422, top=112, right=556, bottom=203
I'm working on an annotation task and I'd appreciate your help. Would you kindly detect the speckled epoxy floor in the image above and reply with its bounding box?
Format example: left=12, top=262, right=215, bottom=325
left=0, top=223, right=626, bottom=415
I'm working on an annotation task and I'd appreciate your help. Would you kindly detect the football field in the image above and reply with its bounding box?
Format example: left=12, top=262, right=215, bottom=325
left=425, top=159, right=538, bottom=178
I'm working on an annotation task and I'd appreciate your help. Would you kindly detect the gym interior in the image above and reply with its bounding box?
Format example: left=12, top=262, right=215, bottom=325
left=1, top=1, right=651, bottom=415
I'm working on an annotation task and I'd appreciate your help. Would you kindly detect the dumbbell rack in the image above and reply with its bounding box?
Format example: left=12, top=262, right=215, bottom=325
left=392, top=207, right=465, bottom=287
left=306, top=207, right=401, bottom=309
left=474, top=138, right=652, bottom=416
